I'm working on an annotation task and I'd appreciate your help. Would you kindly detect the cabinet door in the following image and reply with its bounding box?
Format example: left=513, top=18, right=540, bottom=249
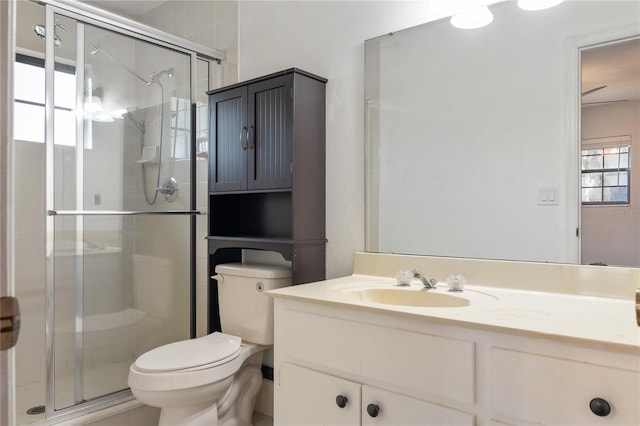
left=362, top=386, right=474, bottom=426
left=247, top=75, right=293, bottom=190
left=210, top=86, right=248, bottom=192
left=277, top=363, right=361, bottom=426
left=489, top=347, right=640, bottom=425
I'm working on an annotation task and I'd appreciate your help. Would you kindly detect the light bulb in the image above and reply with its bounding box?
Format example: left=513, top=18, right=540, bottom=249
left=450, top=5, right=494, bottom=29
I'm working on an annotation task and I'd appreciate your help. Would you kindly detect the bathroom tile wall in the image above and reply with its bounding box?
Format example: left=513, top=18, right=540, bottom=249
left=137, top=0, right=238, bottom=88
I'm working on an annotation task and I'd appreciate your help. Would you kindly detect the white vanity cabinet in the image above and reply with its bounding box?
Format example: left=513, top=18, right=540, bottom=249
left=279, top=362, right=474, bottom=426
left=272, top=297, right=640, bottom=426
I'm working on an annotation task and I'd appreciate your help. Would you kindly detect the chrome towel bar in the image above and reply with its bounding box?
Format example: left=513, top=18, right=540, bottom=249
left=47, top=210, right=203, bottom=216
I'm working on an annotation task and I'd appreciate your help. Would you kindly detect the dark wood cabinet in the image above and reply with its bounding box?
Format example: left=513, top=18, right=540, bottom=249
left=210, top=76, right=293, bottom=192
left=206, top=69, right=327, bottom=332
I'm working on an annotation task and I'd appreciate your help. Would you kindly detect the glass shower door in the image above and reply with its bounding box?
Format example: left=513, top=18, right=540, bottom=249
left=46, top=8, right=196, bottom=414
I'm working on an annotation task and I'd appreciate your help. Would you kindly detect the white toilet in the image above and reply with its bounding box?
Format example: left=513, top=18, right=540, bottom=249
left=128, top=263, right=291, bottom=426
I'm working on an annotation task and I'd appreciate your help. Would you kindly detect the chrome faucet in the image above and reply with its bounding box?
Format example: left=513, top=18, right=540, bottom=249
left=412, top=269, right=438, bottom=289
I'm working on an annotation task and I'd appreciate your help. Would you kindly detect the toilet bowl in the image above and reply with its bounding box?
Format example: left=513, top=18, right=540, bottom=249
left=128, top=263, right=291, bottom=426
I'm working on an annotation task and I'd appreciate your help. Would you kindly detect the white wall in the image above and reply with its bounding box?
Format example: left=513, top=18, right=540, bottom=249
left=238, top=1, right=442, bottom=278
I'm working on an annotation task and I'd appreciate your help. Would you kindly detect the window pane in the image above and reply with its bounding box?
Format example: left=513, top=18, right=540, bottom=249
left=582, top=188, right=602, bottom=202
left=582, top=148, right=601, bottom=156
left=582, top=154, right=602, bottom=170
left=603, top=152, right=621, bottom=169
left=54, top=109, right=76, bottom=146
left=173, top=131, right=189, bottom=159
left=603, top=171, right=620, bottom=186
left=55, top=71, right=76, bottom=109
left=177, top=107, right=189, bottom=129
left=604, top=187, right=628, bottom=203
left=620, top=146, right=630, bottom=154
left=619, top=152, right=629, bottom=168
left=14, top=102, right=45, bottom=143
left=582, top=172, right=602, bottom=187
left=14, top=62, right=45, bottom=103
left=618, top=171, right=628, bottom=185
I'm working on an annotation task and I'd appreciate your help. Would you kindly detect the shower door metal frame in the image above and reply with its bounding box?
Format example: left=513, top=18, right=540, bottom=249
left=43, top=1, right=220, bottom=422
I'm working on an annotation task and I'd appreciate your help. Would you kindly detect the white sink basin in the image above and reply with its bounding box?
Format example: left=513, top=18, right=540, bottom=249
left=344, top=287, right=470, bottom=308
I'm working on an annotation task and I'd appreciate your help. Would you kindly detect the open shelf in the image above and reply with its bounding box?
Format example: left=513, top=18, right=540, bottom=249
left=209, top=192, right=293, bottom=240
left=206, top=236, right=295, bottom=260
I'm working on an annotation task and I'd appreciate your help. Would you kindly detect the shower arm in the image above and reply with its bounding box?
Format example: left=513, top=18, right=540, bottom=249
left=55, top=21, right=154, bottom=86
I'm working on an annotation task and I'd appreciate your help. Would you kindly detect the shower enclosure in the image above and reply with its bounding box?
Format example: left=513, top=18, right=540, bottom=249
left=13, top=0, right=224, bottom=423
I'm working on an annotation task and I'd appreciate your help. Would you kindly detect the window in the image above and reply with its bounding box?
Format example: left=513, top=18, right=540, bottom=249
left=13, top=54, right=76, bottom=146
left=581, top=139, right=631, bottom=205
left=169, top=96, right=191, bottom=159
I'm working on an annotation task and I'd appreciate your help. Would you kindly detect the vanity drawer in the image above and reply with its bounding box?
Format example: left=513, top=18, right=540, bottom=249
left=489, top=347, right=640, bottom=425
left=277, top=308, right=474, bottom=404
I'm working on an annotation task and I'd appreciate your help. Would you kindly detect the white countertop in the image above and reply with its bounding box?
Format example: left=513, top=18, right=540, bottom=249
left=268, top=274, right=640, bottom=352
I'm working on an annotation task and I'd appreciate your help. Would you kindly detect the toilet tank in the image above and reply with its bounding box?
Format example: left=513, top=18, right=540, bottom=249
left=215, top=263, right=291, bottom=345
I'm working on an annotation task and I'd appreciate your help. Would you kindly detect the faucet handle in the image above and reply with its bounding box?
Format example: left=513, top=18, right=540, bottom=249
left=395, top=269, right=413, bottom=286
left=446, top=273, right=466, bottom=292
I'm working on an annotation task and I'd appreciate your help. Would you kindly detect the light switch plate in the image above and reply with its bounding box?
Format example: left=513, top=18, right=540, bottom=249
left=538, top=187, right=559, bottom=206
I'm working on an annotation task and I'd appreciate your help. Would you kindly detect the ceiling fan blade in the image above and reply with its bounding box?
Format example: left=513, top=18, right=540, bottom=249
left=581, top=85, right=607, bottom=96
left=582, top=99, right=628, bottom=106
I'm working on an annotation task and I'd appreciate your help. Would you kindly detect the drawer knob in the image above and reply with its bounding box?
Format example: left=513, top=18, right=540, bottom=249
left=367, top=403, right=380, bottom=418
left=335, top=395, right=348, bottom=408
left=590, top=398, right=611, bottom=417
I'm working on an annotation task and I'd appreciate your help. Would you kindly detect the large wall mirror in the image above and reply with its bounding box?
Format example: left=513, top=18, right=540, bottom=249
left=365, top=0, right=640, bottom=268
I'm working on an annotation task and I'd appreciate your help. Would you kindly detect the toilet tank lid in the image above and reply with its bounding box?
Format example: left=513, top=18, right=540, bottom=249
left=134, top=332, right=241, bottom=372
left=215, top=263, right=291, bottom=279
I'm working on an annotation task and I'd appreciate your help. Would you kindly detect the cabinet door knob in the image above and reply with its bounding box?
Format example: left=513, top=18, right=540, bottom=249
left=589, top=398, right=611, bottom=417
left=366, top=403, right=380, bottom=418
left=335, top=395, right=348, bottom=408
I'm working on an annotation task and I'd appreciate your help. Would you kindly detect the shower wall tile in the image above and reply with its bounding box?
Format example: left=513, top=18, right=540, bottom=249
left=16, top=353, right=42, bottom=386
left=196, top=189, right=206, bottom=213
left=196, top=158, right=208, bottom=184
left=196, top=281, right=208, bottom=337
left=137, top=0, right=238, bottom=86
left=13, top=147, right=46, bottom=390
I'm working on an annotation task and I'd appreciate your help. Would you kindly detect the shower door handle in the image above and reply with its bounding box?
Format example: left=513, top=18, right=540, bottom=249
left=0, top=296, right=20, bottom=350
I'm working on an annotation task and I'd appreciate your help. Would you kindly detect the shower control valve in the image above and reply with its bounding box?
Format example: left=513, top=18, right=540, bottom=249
left=157, top=177, right=178, bottom=202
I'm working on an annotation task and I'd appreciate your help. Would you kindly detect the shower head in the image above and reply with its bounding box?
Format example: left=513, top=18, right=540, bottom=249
left=148, top=67, right=174, bottom=85
left=33, top=24, right=62, bottom=47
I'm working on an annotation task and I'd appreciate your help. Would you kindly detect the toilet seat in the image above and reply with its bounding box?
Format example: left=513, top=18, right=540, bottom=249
left=128, top=335, right=264, bottom=393
left=134, top=332, right=241, bottom=373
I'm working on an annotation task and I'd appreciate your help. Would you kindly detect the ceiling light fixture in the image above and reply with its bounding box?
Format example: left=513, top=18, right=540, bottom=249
left=517, top=0, right=565, bottom=11
left=450, top=5, right=494, bottom=29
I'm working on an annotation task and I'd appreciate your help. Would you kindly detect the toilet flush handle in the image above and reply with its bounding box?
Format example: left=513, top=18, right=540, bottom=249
left=211, top=274, right=224, bottom=284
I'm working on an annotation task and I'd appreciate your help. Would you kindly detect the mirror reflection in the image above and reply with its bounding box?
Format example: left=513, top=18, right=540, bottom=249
left=365, top=0, right=640, bottom=267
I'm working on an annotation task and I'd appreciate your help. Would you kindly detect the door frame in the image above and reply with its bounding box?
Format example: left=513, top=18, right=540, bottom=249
left=566, top=24, right=640, bottom=265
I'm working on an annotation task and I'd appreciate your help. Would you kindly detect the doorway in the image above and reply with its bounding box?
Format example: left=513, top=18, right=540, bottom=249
left=580, top=37, right=640, bottom=267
